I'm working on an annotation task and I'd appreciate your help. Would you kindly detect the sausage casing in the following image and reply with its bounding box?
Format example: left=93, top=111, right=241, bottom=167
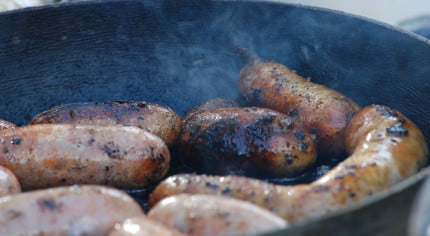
left=150, top=105, right=428, bottom=222
left=148, top=194, right=287, bottom=236
left=29, top=101, right=182, bottom=146
left=238, top=59, right=361, bottom=158
left=179, top=107, right=317, bottom=177
left=0, top=124, right=170, bottom=189
left=184, top=97, right=239, bottom=117
left=110, top=216, right=187, bottom=236
left=0, top=166, right=20, bottom=197
left=0, top=185, right=143, bottom=235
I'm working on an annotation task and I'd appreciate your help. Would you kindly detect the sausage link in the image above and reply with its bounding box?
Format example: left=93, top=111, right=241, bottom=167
left=0, top=124, right=170, bottom=189
left=30, top=101, right=182, bottom=146
left=179, top=107, right=317, bottom=177
left=182, top=97, right=240, bottom=127
left=0, top=166, right=20, bottom=197
left=150, top=105, right=428, bottom=222
left=110, top=215, right=187, bottom=236
left=148, top=194, right=287, bottom=236
left=237, top=52, right=361, bottom=158
left=0, top=185, right=143, bottom=235
left=185, top=97, right=239, bottom=116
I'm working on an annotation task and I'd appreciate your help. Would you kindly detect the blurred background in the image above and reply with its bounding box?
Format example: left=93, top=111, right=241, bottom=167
left=275, top=0, right=430, bottom=38
left=1, top=0, right=430, bottom=38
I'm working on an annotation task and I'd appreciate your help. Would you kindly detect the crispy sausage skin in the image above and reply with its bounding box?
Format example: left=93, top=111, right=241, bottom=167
left=179, top=107, right=317, bottom=177
left=0, top=124, right=170, bottom=189
left=237, top=54, right=361, bottom=158
left=110, top=215, right=187, bottom=236
left=0, top=166, right=20, bottom=197
left=29, top=101, right=182, bottom=146
left=0, top=185, right=143, bottom=235
left=150, top=105, right=428, bottom=222
left=147, top=194, right=287, bottom=236
left=0, top=119, right=16, bottom=130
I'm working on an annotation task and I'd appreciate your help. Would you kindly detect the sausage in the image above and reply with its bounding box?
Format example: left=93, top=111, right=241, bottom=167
left=147, top=194, right=287, bottom=236
left=110, top=215, right=187, bottom=236
left=179, top=107, right=317, bottom=177
left=0, top=119, right=16, bottom=130
left=182, top=97, right=239, bottom=124
left=237, top=49, right=361, bottom=158
left=0, top=124, right=170, bottom=189
left=185, top=97, right=239, bottom=115
left=149, top=105, right=428, bottom=222
left=0, top=185, right=143, bottom=235
left=29, top=101, right=182, bottom=146
left=0, top=166, right=20, bottom=197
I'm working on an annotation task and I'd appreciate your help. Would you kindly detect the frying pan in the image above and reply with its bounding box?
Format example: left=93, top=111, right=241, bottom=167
left=0, top=0, right=429, bottom=235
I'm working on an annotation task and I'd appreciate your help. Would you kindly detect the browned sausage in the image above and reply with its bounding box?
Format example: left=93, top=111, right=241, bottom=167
left=182, top=97, right=239, bottom=127
left=0, top=185, right=143, bottom=235
left=185, top=97, right=239, bottom=115
left=0, top=166, right=20, bottom=197
left=29, top=101, right=182, bottom=146
left=0, top=124, right=170, bottom=189
left=179, top=107, right=317, bottom=177
left=237, top=50, right=361, bottom=158
left=109, top=215, right=187, bottom=236
left=148, top=194, right=287, bottom=236
left=149, top=105, right=428, bottom=222
left=0, top=119, right=16, bottom=130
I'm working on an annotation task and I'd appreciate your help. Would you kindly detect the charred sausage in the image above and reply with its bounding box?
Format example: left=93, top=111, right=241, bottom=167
left=29, top=101, right=182, bottom=146
left=0, top=166, right=20, bottom=197
left=185, top=97, right=239, bottom=116
left=0, top=185, right=143, bottom=235
left=237, top=50, right=361, bottom=158
left=182, top=97, right=239, bottom=125
left=150, top=105, right=428, bottom=222
left=110, top=215, right=187, bottom=236
left=0, top=124, right=170, bottom=189
left=179, top=107, right=317, bottom=177
left=147, top=194, right=287, bottom=236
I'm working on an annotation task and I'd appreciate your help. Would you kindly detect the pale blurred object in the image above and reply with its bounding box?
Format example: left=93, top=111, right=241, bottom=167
left=0, top=0, right=49, bottom=11
left=399, top=14, right=430, bottom=38
left=0, top=0, right=84, bottom=12
left=408, top=175, right=430, bottom=236
left=274, top=0, right=430, bottom=26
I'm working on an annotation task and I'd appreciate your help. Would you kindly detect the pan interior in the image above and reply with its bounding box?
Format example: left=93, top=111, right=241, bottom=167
left=0, top=0, right=429, bottom=219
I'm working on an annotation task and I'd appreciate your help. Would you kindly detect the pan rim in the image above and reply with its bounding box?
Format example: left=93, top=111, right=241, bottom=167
left=1, top=0, right=428, bottom=46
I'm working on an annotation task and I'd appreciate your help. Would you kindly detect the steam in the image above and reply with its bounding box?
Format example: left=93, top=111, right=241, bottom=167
left=148, top=1, right=368, bottom=115
left=1, top=0, right=428, bottom=138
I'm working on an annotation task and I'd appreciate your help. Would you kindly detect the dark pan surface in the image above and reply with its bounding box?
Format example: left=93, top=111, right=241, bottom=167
left=1, top=1, right=429, bottom=131
left=0, top=0, right=430, bottom=234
